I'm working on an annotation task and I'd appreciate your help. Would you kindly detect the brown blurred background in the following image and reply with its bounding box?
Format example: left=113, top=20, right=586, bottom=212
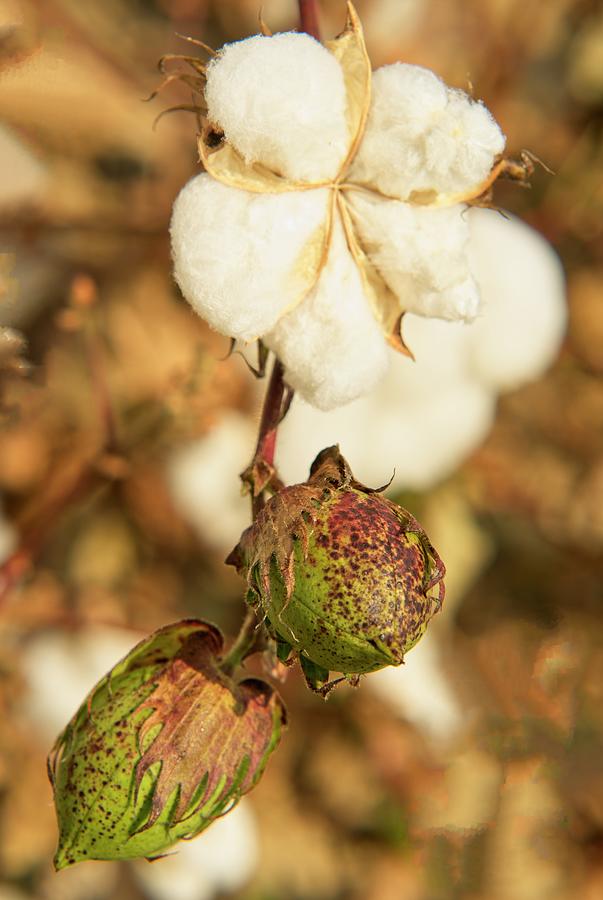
left=0, top=0, right=602, bottom=898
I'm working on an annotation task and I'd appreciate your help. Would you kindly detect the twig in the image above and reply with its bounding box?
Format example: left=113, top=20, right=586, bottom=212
left=298, top=0, right=321, bottom=40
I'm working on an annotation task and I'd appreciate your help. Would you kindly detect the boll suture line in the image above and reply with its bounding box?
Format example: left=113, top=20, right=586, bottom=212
left=169, top=2, right=535, bottom=410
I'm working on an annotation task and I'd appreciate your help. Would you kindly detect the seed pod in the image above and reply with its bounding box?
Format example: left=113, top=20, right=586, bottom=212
left=48, top=620, right=285, bottom=868
left=227, top=446, right=445, bottom=693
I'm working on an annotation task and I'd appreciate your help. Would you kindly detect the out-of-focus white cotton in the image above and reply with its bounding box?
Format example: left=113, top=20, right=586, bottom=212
left=205, top=33, right=349, bottom=182
left=21, top=626, right=144, bottom=739
left=133, top=801, right=258, bottom=900
left=467, top=208, right=567, bottom=391
left=171, top=174, right=330, bottom=342
left=369, top=633, right=466, bottom=745
left=167, top=412, right=255, bottom=552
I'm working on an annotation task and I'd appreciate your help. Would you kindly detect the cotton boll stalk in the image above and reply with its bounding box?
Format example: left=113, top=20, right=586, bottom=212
left=205, top=33, right=349, bottom=182
left=170, top=174, right=330, bottom=341
left=348, top=193, right=481, bottom=321
left=277, top=317, right=496, bottom=490
left=132, top=801, right=259, bottom=900
left=265, top=219, right=390, bottom=410
left=166, top=412, right=255, bottom=553
left=467, top=208, right=567, bottom=391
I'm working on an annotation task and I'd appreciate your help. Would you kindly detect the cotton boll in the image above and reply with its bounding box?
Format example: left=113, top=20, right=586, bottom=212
left=171, top=174, right=330, bottom=341
left=423, top=90, right=505, bottom=196
left=265, top=220, right=389, bottom=410
left=467, top=208, right=567, bottom=391
left=277, top=317, right=496, bottom=490
left=348, top=63, right=448, bottom=200
left=205, top=33, right=349, bottom=182
left=348, top=192, right=481, bottom=321
left=132, top=801, right=258, bottom=900
left=167, top=412, right=255, bottom=552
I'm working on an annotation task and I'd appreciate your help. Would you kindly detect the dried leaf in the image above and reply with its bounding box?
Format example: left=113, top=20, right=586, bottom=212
left=337, top=194, right=413, bottom=357
left=326, top=1, right=372, bottom=176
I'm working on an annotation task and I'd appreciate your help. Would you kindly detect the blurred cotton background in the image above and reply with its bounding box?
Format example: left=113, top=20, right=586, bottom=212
left=0, top=0, right=602, bottom=898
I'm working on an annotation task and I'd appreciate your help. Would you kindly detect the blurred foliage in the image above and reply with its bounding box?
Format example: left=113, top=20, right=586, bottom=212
left=0, top=0, right=602, bottom=898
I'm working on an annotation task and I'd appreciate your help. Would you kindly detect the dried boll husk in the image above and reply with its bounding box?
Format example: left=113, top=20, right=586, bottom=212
left=227, top=447, right=445, bottom=693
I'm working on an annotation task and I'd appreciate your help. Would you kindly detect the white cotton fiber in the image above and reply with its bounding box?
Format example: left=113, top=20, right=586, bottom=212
left=167, top=413, right=255, bottom=552
left=205, top=33, right=349, bottom=182
left=348, top=63, right=505, bottom=201
left=349, top=64, right=448, bottom=199
left=264, top=219, right=390, bottom=410
left=170, top=173, right=330, bottom=341
left=423, top=90, right=505, bottom=196
left=467, top=208, right=566, bottom=391
left=277, top=316, right=496, bottom=491
left=348, top=192, right=481, bottom=321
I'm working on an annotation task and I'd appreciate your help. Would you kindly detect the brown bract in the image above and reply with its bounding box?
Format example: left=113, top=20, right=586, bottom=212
left=134, top=622, right=285, bottom=829
left=226, top=446, right=356, bottom=602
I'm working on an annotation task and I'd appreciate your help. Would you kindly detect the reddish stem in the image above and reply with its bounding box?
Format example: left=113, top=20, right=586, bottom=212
left=298, top=0, right=321, bottom=40
left=254, top=357, right=286, bottom=469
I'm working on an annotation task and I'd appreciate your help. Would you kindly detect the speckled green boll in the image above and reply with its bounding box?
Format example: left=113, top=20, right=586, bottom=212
left=260, top=488, right=445, bottom=677
left=49, top=620, right=284, bottom=868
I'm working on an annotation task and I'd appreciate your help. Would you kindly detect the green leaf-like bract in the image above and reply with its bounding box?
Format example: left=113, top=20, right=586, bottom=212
left=48, top=619, right=285, bottom=868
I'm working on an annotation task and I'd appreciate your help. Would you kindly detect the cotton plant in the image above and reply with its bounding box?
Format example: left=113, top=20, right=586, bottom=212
left=48, top=0, right=564, bottom=872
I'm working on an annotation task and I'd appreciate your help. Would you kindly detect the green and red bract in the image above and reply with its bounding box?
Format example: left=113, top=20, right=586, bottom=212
left=48, top=619, right=285, bottom=868
left=228, top=446, right=445, bottom=693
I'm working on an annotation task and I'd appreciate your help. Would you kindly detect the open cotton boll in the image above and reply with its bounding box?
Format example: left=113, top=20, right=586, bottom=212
left=133, top=801, right=258, bottom=900
left=265, top=220, right=389, bottom=410
left=348, top=63, right=448, bottom=200
left=277, top=317, right=495, bottom=490
left=423, top=90, right=505, bottom=196
left=166, top=412, right=255, bottom=552
left=467, top=208, right=567, bottom=391
left=348, top=192, right=481, bottom=321
left=348, top=63, right=504, bottom=201
left=170, top=174, right=330, bottom=341
left=205, top=33, right=349, bottom=182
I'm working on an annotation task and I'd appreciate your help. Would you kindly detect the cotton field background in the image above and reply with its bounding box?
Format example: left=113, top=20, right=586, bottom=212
left=0, top=0, right=602, bottom=898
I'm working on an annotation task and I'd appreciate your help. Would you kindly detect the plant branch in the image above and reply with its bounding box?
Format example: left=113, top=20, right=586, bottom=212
left=298, top=0, right=321, bottom=40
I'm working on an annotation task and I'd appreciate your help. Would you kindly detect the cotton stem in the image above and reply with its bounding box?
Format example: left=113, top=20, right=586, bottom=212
left=298, top=0, right=321, bottom=40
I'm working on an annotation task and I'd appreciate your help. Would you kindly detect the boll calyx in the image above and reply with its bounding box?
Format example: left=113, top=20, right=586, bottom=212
left=170, top=2, right=521, bottom=411
left=227, top=447, right=445, bottom=694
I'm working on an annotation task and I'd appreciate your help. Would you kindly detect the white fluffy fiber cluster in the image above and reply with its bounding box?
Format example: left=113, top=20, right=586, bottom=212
left=204, top=33, right=349, bottom=182
left=349, top=64, right=505, bottom=200
left=170, top=30, right=511, bottom=410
